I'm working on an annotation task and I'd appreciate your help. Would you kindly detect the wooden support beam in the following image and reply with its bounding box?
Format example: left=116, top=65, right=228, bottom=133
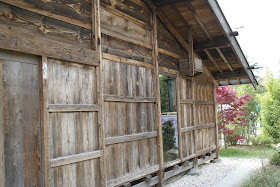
left=48, top=104, right=101, bottom=112
left=150, top=7, right=165, bottom=187
left=213, top=84, right=219, bottom=158
left=104, top=95, right=156, bottom=103
left=92, top=1, right=107, bottom=186
left=195, top=101, right=215, bottom=105
left=186, top=1, right=212, bottom=40
left=213, top=70, right=247, bottom=80
left=176, top=75, right=183, bottom=161
left=181, top=123, right=215, bottom=132
left=192, top=79, right=198, bottom=169
left=107, top=165, right=160, bottom=187
left=39, top=57, right=50, bottom=187
left=105, top=131, right=158, bottom=145
left=216, top=48, right=234, bottom=71
left=194, top=38, right=230, bottom=51
left=50, top=150, right=103, bottom=168
left=188, top=28, right=194, bottom=77
left=204, top=49, right=223, bottom=73
left=153, top=0, right=190, bottom=6
left=0, top=60, right=4, bottom=186
left=196, top=146, right=216, bottom=157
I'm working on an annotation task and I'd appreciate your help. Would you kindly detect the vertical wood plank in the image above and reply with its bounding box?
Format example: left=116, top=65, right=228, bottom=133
left=192, top=79, right=198, bottom=168
left=176, top=75, right=183, bottom=161
left=93, top=0, right=107, bottom=186
left=188, top=28, right=194, bottom=77
left=152, top=9, right=164, bottom=187
left=0, top=60, right=4, bottom=187
left=40, top=56, right=50, bottom=187
left=213, top=83, right=219, bottom=158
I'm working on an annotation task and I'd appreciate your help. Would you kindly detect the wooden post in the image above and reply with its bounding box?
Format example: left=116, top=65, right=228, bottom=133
left=39, top=56, right=50, bottom=187
left=0, top=60, right=5, bottom=186
left=213, top=83, right=219, bottom=158
left=176, top=74, right=183, bottom=161
left=93, top=0, right=107, bottom=186
left=152, top=8, right=164, bottom=186
left=188, top=28, right=194, bottom=77
left=192, top=78, right=198, bottom=168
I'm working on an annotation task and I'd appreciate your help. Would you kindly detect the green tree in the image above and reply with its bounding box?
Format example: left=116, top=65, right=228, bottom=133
left=162, top=120, right=176, bottom=152
left=259, top=69, right=280, bottom=142
left=159, top=75, right=169, bottom=112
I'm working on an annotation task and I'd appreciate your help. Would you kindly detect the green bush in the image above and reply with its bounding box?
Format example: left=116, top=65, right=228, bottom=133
left=250, top=136, right=260, bottom=145
left=162, top=120, right=175, bottom=152
left=270, top=152, right=280, bottom=166
left=259, top=134, right=273, bottom=147
left=250, top=134, right=273, bottom=147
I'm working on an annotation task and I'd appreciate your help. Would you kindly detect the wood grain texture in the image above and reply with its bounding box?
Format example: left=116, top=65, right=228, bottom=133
left=40, top=56, right=51, bottom=187
left=50, top=150, right=103, bottom=168
left=0, top=60, right=5, bottom=187
left=1, top=54, right=40, bottom=186
left=104, top=95, right=156, bottom=103
left=49, top=104, right=101, bottom=112
left=105, top=131, right=157, bottom=145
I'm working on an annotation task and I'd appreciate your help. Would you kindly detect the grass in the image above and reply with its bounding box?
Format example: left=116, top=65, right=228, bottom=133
left=242, top=165, right=280, bottom=187
left=219, top=145, right=275, bottom=159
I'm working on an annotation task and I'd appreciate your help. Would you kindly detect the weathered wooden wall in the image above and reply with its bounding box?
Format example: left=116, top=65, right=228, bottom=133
left=0, top=0, right=219, bottom=186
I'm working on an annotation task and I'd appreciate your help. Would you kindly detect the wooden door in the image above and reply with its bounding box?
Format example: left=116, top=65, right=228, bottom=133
left=0, top=49, right=40, bottom=186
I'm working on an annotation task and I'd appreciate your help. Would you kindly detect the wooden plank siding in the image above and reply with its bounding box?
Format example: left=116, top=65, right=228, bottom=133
left=0, top=0, right=220, bottom=186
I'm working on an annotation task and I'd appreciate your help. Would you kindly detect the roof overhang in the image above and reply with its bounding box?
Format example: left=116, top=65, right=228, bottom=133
left=149, top=0, right=258, bottom=88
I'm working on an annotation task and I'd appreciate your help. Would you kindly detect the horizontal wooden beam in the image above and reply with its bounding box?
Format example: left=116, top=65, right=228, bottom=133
left=133, top=176, right=159, bottom=187
left=48, top=104, right=101, bottom=112
left=194, top=38, right=229, bottom=51
left=197, top=152, right=216, bottom=165
left=105, top=131, right=157, bottom=145
left=164, top=162, right=193, bottom=180
left=181, top=126, right=195, bottom=133
left=50, top=150, right=103, bottom=168
left=104, top=95, right=156, bottom=103
left=182, top=154, right=196, bottom=162
left=180, top=99, right=194, bottom=104
left=196, top=145, right=216, bottom=157
left=152, top=0, right=190, bottom=6
left=181, top=100, right=214, bottom=105
left=107, top=165, right=160, bottom=187
left=196, top=123, right=215, bottom=130
left=181, top=123, right=216, bottom=132
left=195, top=101, right=215, bottom=105
left=213, top=70, right=248, bottom=80
left=102, top=53, right=154, bottom=69
left=0, top=24, right=100, bottom=66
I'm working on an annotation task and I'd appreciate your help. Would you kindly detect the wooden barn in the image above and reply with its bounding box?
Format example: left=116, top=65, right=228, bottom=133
left=0, top=0, right=257, bottom=186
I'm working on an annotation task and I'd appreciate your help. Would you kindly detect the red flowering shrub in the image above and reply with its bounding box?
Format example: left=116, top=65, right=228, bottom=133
left=216, top=86, right=253, bottom=146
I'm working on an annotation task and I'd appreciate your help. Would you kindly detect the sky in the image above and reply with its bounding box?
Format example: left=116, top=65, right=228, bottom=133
left=217, top=0, right=280, bottom=78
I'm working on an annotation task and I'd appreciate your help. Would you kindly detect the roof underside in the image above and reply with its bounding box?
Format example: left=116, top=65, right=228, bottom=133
left=151, top=0, right=258, bottom=88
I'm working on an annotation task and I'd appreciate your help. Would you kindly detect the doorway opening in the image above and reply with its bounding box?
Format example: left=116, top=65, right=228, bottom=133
left=159, top=74, right=179, bottom=163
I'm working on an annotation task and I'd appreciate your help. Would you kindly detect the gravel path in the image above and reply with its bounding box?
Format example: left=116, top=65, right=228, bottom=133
left=165, top=158, right=265, bottom=187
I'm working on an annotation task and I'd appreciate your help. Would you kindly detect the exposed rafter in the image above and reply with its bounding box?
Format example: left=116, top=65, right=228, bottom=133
left=216, top=48, right=233, bottom=72
left=152, top=0, right=190, bottom=6
left=213, top=70, right=247, bottom=80
left=194, top=38, right=229, bottom=51
left=204, top=49, right=223, bottom=73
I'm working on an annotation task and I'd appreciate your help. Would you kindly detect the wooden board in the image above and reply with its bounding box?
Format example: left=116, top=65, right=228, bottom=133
left=0, top=50, right=40, bottom=186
